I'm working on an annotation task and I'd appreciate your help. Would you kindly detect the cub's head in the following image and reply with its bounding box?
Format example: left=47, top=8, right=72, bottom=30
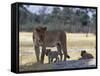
left=45, top=49, right=51, bottom=56
left=81, top=50, right=86, bottom=56
left=35, top=26, right=47, bottom=45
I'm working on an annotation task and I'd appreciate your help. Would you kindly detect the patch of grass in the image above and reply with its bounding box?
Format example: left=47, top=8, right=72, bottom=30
left=67, top=33, right=96, bottom=49
left=19, top=32, right=96, bottom=49
left=19, top=32, right=96, bottom=68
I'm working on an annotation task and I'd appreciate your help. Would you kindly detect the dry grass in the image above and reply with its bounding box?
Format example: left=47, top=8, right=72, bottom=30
left=19, top=32, right=96, bottom=71
left=67, top=33, right=96, bottom=49
left=19, top=32, right=96, bottom=49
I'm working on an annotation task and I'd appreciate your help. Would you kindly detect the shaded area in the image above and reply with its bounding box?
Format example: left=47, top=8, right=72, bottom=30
left=19, top=59, right=96, bottom=72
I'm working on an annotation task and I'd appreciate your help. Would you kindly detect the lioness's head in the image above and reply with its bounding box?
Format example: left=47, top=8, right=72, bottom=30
left=35, top=26, right=47, bottom=45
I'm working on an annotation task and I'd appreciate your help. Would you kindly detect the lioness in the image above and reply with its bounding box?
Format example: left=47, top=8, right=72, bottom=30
left=33, top=26, right=70, bottom=63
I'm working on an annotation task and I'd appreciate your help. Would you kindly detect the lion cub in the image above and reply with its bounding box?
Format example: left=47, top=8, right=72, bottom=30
left=45, top=49, right=60, bottom=63
left=79, top=50, right=94, bottom=60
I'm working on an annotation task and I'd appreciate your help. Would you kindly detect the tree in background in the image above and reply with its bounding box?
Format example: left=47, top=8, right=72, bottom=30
left=19, top=5, right=96, bottom=33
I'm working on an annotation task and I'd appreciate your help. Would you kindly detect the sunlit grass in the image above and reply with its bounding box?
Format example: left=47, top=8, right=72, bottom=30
left=19, top=32, right=96, bottom=67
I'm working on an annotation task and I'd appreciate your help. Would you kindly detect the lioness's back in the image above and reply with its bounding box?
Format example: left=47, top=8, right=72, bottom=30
left=44, top=30, right=66, bottom=47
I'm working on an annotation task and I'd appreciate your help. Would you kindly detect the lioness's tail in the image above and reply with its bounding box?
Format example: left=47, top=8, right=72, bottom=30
left=67, top=55, right=70, bottom=59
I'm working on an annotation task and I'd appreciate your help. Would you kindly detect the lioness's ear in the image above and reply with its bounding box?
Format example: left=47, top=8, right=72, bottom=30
left=43, top=27, right=47, bottom=31
left=36, top=28, right=40, bottom=32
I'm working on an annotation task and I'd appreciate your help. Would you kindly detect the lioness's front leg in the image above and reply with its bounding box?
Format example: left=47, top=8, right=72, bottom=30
left=41, top=46, right=46, bottom=63
left=34, top=45, right=40, bottom=62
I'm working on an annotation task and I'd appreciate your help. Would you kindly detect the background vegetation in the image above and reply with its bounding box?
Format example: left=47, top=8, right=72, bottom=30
left=19, top=4, right=96, bottom=34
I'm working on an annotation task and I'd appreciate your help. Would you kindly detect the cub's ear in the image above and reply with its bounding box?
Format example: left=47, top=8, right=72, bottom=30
left=48, top=49, right=51, bottom=53
left=43, top=27, right=47, bottom=31
left=81, top=50, right=86, bottom=56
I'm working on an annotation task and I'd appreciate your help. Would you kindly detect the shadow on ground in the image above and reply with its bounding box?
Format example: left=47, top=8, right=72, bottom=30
left=19, top=59, right=96, bottom=72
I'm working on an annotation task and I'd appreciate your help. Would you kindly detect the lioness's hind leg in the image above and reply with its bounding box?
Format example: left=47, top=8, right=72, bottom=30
left=57, top=43, right=62, bottom=61
left=62, top=45, right=70, bottom=61
left=62, top=47, right=67, bottom=61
